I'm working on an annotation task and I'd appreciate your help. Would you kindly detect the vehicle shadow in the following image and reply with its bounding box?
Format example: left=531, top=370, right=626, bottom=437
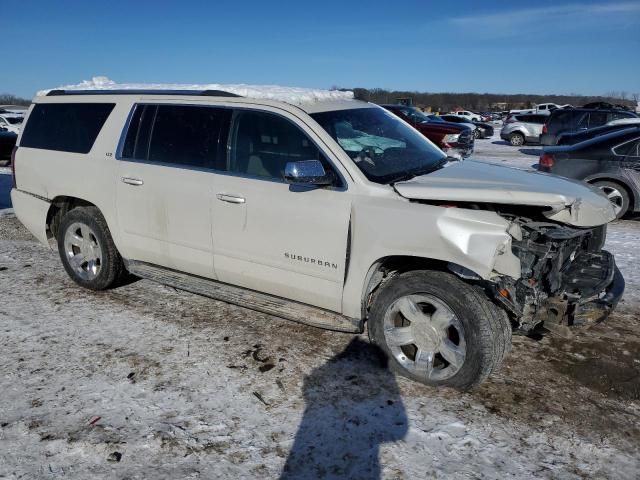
left=519, top=148, right=542, bottom=156
left=492, top=140, right=510, bottom=146
left=280, top=338, right=408, bottom=479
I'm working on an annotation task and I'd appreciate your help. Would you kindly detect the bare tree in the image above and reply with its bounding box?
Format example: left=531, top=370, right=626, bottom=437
left=0, top=93, right=31, bottom=106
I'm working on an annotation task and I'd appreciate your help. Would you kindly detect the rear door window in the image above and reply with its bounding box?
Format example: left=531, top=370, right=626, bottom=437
left=576, top=113, right=590, bottom=129
left=20, top=103, right=115, bottom=153
left=589, top=112, right=608, bottom=128
left=121, top=104, right=231, bottom=170
left=549, top=110, right=574, bottom=133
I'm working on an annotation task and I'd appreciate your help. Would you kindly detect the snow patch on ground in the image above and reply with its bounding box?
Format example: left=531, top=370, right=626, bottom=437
left=37, top=76, right=354, bottom=104
left=470, top=125, right=542, bottom=170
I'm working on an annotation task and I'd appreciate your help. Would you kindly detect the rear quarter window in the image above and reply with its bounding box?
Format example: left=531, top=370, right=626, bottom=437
left=20, top=103, right=115, bottom=153
left=121, top=104, right=231, bottom=170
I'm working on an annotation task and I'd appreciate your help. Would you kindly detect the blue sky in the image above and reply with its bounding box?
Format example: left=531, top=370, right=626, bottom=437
left=2, top=0, right=639, bottom=98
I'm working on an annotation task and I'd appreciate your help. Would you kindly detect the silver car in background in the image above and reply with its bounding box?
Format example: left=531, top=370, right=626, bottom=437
left=500, top=114, right=547, bottom=146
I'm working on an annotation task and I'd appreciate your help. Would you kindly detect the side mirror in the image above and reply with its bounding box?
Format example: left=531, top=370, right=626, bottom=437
left=284, top=160, right=334, bottom=186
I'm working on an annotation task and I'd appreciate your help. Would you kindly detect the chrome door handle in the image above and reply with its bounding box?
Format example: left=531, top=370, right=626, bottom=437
left=216, top=194, right=245, bottom=204
left=122, top=177, right=144, bottom=186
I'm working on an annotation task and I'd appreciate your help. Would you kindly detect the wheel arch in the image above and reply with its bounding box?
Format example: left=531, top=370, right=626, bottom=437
left=360, top=255, right=483, bottom=320
left=46, top=196, right=100, bottom=240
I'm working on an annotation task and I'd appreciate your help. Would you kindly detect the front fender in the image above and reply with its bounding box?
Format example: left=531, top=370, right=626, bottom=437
left=341, top=196, right=521, bottom=319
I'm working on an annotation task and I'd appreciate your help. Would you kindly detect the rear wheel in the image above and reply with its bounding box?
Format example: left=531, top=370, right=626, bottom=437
left=368, top=270, right=512, bottom=390
left=509, top=132, right=525, bottom=146
left=592, top=181, right=630, bottom=219
left=473, top=128, right=480, bottom=139
left=57, top=206, right=127, bottom=290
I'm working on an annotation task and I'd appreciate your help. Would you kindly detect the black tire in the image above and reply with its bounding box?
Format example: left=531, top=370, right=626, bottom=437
left=57, top=206, right=127, bottom=290
left=368, top=270, right=512, bottom=390
left=591, top=180, right=630, bottom=219
left=473, top=128, right=480, bottom=139
left=509, top=132, right=525, bottom=146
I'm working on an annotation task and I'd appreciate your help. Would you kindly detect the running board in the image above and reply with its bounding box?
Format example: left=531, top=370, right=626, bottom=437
left=125, top=260, right=363, bottom=333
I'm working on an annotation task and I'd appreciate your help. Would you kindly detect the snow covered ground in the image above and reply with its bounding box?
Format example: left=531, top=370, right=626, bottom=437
left=1, top=136, right=640, bottom=479
left=470, top=124, right=542, bottom=170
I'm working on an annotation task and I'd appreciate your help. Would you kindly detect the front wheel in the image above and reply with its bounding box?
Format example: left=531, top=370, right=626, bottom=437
left=368, top=270, right=512, bottom=390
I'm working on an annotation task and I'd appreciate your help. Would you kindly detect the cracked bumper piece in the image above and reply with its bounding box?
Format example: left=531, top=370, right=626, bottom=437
left=573, top=266, right=625, bottom=326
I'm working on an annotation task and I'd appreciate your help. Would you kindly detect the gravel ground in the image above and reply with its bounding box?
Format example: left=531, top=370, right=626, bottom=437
left=1, top=138, right=639, bottom=479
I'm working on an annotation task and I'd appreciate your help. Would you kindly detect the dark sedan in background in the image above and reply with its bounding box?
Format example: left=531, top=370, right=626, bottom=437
left=438, top=115, right=494, bottom=139
left=557, top=122, right=640, bottom=145
left=0, top=127, right=18, bottom=166
left=538, top=127, right=640, bottom=218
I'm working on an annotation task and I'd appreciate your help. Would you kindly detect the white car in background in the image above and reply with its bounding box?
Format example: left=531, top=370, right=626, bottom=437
left=449, top=110, right=481, bottom=122
left=0, top=114, right=24, bottom=134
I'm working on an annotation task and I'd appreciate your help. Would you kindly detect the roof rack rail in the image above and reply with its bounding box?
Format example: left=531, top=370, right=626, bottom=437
left=46, top=89, right=242, bottom=97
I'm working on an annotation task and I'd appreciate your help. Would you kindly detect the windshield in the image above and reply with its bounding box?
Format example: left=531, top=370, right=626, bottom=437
left=311, top=107, right=446, bottom=184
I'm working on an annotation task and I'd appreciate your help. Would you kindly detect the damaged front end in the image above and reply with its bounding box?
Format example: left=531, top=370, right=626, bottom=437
left=492, top=218, right=625, bottom=334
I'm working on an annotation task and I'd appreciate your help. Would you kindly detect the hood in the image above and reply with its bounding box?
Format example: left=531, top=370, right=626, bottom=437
left=393, top=160, right=616, bottom=227
left=417, top=121, right=466, bottom=134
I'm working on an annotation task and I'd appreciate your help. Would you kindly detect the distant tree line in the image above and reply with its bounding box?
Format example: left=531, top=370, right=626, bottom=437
left=1, top=89, right=637, bottom=112
left=347, top=88, right=638, bottom=112
left=0, top=93, right=31, bottom=106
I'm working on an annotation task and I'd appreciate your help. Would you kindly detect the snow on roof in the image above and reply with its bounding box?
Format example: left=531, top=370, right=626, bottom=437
left=37, top=76, right=354, bottom=104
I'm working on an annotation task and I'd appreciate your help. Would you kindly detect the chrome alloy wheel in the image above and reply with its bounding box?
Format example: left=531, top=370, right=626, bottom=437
left=383, top=294, right=466, bottom=381
left=598, top=185, right=624, bottom=217
left=63, top=222, right=103, bottom=281
left=510, top=134, right=524, bottom=146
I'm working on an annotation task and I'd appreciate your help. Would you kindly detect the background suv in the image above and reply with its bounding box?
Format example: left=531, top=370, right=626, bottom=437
left=540, top=107, right=638, bottom=146
left=500, top=114, right=547, bottom=146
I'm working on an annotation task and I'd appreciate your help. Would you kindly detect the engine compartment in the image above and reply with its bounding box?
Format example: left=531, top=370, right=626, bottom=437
left=494, top=213, right=612, bottom=333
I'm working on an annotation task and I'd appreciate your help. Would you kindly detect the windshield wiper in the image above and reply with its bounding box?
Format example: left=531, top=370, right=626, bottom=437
left=388, top=158, right=449, bottom=184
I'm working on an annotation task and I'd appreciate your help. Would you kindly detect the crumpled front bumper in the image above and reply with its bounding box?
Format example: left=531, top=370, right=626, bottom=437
left=528, top=250, right=625, bottom=331
left=573, top=265, right=625, bottom=326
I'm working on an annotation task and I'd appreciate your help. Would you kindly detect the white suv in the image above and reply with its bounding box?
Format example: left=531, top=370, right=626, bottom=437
left=10, top=83, right=624, bottom=389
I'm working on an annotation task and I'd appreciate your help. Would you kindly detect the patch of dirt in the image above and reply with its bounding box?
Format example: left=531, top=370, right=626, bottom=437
left=0, top=212, right=34, bottom=241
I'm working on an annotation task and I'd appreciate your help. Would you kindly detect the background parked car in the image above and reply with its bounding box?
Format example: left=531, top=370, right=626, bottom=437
left=472, top=121, right=494, bottom=138
left=540, top=107, right=638, bottom=146
left=557, top=123, right=640, bottom=145
left=381, top=105, right=474, bottom=158
left=0, top=114, right=24, bottom=134
left=447, top=110, right=481, bottom=122
left=438, top=114, right=485, bottom=138
left=0, top=127, right=18, bottom=164
left=500, top=114, right=547, bottom=146
left=538, top=127, right=640, bottom=218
